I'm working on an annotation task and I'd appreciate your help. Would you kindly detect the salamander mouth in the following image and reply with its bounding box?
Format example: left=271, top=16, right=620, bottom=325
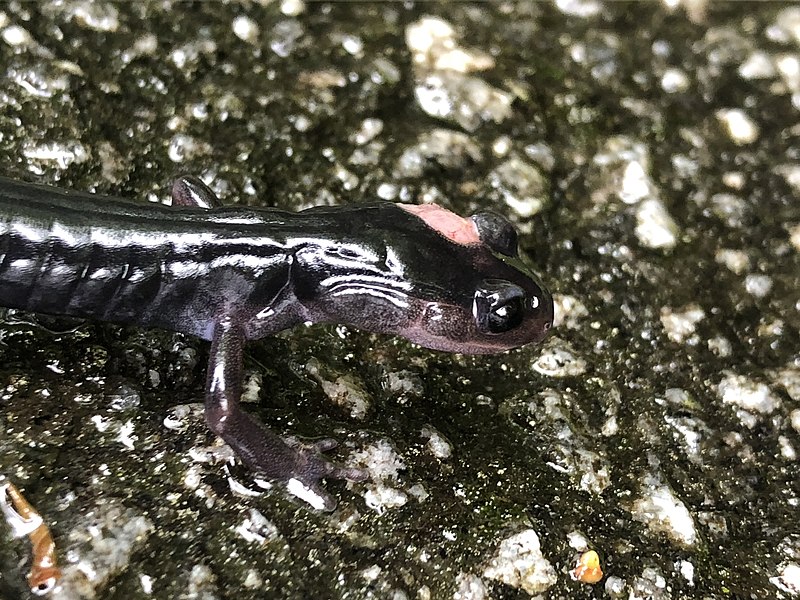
left=399, top=295, right=553, bottom=355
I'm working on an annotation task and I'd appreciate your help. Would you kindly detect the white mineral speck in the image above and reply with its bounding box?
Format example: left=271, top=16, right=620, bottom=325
left=632, top=475, right=697, bottom=546
left=435, top=47, right=494, bottom=73
left=243, top=569, right=262, bottom=589
left=407, top=483, right=429, bottom=502
left=91, top=414, right=110, bottom=433
left=524, top=142, right=556, bottom=171
left=776, top=54, right=800, bottom=92
left=576, top=450, right=612, bottom=494
left=672, top=153, right=699, bottom=179
left=453, top=572, right=488, bottom=600
left=679, top=560, right=695, bottom=584
left=552, top=294, right=588, bottom=329
left=270, top=19, right=304, bottom=58
left=335, top=164, right=359, bottom=191
left=664, top=416, right=702, bottom=459
left=710, top=192, right=747, bottom=227
left=72, top=3, right=119, bottom=32
left=771, top=563, right=800, bottom=595
left=635, top=198, right=679, bottom=249
left=532, top=338, right=587, bottom=377
left=241, top=371, right=262, bottom=404
left=396, top=128, right=481, bottom=178
left=619, top=161, right=653, bottom=204
left=602, top=415, right=618, bottom=436
left=232, top=15, right=259, bottom=44
left=718, top=373, right=779, bottom=416
left=777, top=367, right=800, bottom=401
left=280, top=0, right=305, bottom=17
left=342, top=35, right=363, bottom=56
left=235, top=508, right=278, bottom=544
left=739, top=51, right=776, bottom=80
left=421, top=427, right=452, bottom=459
left=415, top=74, right=454, bottom=119
left=660, top=304, right=705, bottom=343
left=186, top=564, right=217, bottom=597
left=1, top=24, right=31, bottom=46
left=383, top=370, right=424, bottom=404
left=604, top=576, right=626, bottom=595
left=163, top=404, right=202, bottom=431
left=286, top=478, right=328, bottom=511
left=792, top=409, right=800, bottom=432
left=351, top=440, right=406, bottom=481
left=365, top=484, right=408, bottom=514
left=722, top=171, right=745, bottom=190
left=377, top=182, right=398, bottom=200
left=183, top=465, right=203, bottom=490
left=23, top=140, right=89, bottom=169
left=715, top=248, right=749, bottom=274
left=405, top=16, right=454, bottom=59
left=779, top=436, right=796, bottom=460
left=116, top=420, right=137, bottom=450
left=352, top=118, right=383, bottom=145
left=630, top=566, right=669, bottom=598
left=661, top=68, right=690, bottom=93
left=744, top=273, right=773, bottom=298
left=790, top=223, right=800, bottom=251
left=708, top=336, right=733, bottom=357
left=766, top=7, right=800, bottom=45
left=567, top=531, right=589, bottom=551
left=140, top=574, right=153, bottom=594
left=167, top=134, right=210, bottom=163
left=492, top=135, right=512, bottom=157
left=776, top=164, right=800, bottom=195
left=130, top=33, right=158, bottom=59
left=483, top=530, right=557, bottom=595
left=555, top=0, right=602, bottom=18
left=361, top=565, right=382, bottom=582
left=716, top=109, right=759, bottom=144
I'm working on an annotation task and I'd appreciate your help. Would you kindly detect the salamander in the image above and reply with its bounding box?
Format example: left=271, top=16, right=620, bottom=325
left=0, top=175, right=553, bottom=510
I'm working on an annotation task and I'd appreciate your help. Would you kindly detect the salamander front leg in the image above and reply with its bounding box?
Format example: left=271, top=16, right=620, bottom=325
left=171, top=175, right=223, bottom=208
left=204, top=317, right=365, bottom=511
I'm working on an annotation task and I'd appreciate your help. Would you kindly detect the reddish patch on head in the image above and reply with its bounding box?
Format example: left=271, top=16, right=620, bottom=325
left=400, top=203, right=480, bottom=246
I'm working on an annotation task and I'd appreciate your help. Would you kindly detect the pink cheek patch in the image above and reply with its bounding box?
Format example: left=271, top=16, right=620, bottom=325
left=399, top=203, right=480, bottom=246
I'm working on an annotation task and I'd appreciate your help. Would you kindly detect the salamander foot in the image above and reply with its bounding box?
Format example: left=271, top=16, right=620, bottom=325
left=282, top=438, right=368, bottom=511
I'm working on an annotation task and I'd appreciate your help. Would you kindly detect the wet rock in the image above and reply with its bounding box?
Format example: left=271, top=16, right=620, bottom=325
left=394, top=128, right=482, bottom=178
left=488, top=155, right=549, bottom=218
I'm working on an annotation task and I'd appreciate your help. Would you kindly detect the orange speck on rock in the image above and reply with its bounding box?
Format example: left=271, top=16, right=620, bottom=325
left=571, top=550, right=603, bottom=584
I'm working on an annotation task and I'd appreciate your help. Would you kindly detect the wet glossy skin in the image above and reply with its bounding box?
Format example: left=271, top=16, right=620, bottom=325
left=0, top=175, right=553, bottom=510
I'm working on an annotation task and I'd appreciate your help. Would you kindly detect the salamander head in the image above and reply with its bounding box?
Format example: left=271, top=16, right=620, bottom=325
left=296, top=203, right=553, bottom=355
left=396, top=204, right=554, bottom=354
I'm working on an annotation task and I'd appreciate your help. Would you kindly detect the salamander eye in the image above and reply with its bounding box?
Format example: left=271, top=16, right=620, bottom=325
left=470, top=211, right=519, bottom=257
left=473, top=279, right=526, bottom=334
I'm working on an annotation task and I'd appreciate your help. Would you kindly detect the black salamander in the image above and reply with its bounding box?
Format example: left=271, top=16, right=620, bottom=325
left=0, top=175, right=553, bottom=509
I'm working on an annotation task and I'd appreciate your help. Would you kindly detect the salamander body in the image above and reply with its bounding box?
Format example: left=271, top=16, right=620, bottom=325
left=0, top=175, right=553, bottom=509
